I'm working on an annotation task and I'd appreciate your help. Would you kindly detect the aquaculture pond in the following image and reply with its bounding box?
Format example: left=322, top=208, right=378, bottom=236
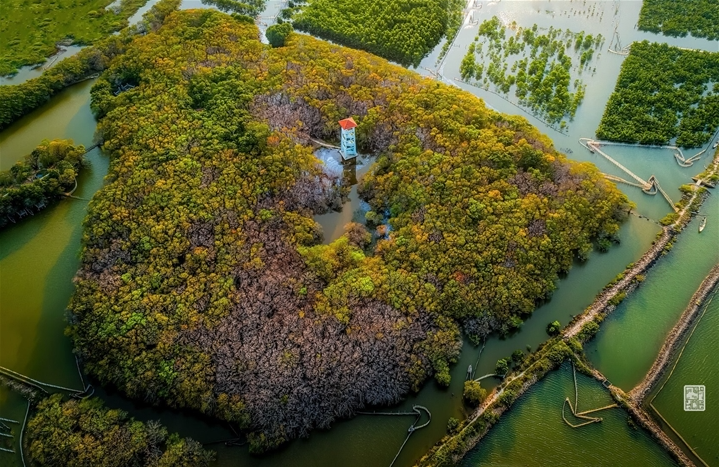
left=430, top=0, right=716, bottom=221
left=0, top=1, right=716, bottom=467
left=460, top=364, right=677, bottom=467
left=649, top=285, right=719, bottom=467
left=585, top=193, right=719, bottom=390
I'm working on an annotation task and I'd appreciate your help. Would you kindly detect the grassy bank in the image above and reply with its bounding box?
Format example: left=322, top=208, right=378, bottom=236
left=0, top=0, right=151, bottom=76
left=0, top=0, right=181, bottom=131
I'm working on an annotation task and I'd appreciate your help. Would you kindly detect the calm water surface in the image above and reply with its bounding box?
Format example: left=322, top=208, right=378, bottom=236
left=0, top=79, right=98, bottom=171
left=0, top=46, right=85, bottom=86
left=585, top=193, right=719, bottom=390
left=461, top=364, right=677, bottom=467
left=650, top=286, right=719, bottom=466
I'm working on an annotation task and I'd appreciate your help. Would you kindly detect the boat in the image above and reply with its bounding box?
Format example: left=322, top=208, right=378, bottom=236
left=699, top=216, right=707, bottom=233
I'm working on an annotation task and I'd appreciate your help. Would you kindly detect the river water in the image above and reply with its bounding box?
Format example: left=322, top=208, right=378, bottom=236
left=0, top=80, right=99, bottom=171
left=0, top=46, right=85, bottom=86
left=0, top=1, right=716, bottom=466
left=0, top=80, right=104, bottom=464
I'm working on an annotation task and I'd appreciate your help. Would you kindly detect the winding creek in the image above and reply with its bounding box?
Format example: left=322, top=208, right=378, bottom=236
left=1, top=1, right=717, bottom=466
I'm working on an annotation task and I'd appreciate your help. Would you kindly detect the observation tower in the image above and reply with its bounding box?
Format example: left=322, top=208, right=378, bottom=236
left=338, top=117, right=357, bottom=160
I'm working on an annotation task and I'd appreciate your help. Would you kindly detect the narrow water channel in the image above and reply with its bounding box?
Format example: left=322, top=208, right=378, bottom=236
left=585, top=193, right=719, bottom=390
left=0, top=149, right=107, bottom=466
left=0, top=80, right=99, bottom=171
left=0, top=46, right=85, bottom=87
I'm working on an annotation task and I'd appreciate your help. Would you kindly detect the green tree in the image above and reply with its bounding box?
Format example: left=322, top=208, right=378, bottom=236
left=510, top=349, right=524, bottom=365
left=266, top=23, right=293, bottom=48
left=446, top=416, right=460, bottom=434
left=546, top=320, right=561, bottom=336
left=27, top=394, right=214, bottom=467
left=495, top=358, right=509, bottom=376
left=463, top=380, right=487, bottom=406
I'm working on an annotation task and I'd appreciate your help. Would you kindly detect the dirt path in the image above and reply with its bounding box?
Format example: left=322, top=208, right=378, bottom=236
left=563, top=227, right=671, bottom=337
left=607, top=385, right=696, bottom=467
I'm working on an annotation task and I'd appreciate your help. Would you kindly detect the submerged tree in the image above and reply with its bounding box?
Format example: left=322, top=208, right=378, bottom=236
left=596, top=41, right=719, bottom=148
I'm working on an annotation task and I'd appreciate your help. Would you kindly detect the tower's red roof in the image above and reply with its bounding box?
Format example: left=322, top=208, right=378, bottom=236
left=338, top=117, right=357, bottom=130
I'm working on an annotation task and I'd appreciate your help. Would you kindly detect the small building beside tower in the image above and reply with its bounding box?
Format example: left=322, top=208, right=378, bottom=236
left=338, top=117, right=357, bottom=160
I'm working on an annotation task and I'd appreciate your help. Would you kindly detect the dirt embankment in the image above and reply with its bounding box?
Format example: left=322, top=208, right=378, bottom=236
left=566, top=149, right=719, bottom=338
left=584, top=367, right=695, bottom=466
left=439, top=222, right=679, bottom=463
left=631, top=264, right=719, bottom=403
left=606, top=385, right=696, bottom=467
left=564, top=226, right=673, bottom=338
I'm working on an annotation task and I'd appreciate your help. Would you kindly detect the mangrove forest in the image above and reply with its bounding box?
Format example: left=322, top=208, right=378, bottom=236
left=287, top=0, right=465, bottom=67
left=596, top=41, right=719, bottom=148
left=65, top=8, right=630, bottom=453
left=638, top=0, right=719, bottom=41
left=459, top=17, right=602, bottom=127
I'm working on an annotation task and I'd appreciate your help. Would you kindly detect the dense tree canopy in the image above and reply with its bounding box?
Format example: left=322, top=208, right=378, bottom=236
left=200, top=0, right=266, bottom=17
left=289, top=0, right=463, bottom=67
left=27, top=394, right=213, bottom=467
left=596, top=41, right=719, bottom=148
left=69, top=9, right=629, bottom=453
left=638, top=0, right=719, bottom=41
left=266, top=23, right=293, bottom=48
left=0, top=139, right=85, bottom=229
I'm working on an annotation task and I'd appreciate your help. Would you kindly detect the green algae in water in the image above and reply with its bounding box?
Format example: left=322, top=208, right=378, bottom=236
left=651, top=287, right=719, bottom=466
left=462, top=364, right=677, bottom=467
